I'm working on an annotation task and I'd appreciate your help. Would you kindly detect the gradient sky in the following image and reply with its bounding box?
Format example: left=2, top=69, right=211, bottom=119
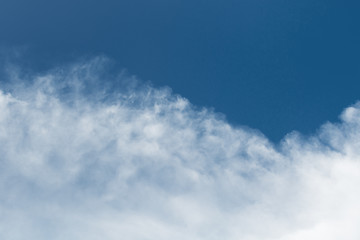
left=1, top=0, right=359, bottom=141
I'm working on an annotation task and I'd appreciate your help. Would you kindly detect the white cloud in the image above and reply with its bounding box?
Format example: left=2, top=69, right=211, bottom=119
left=0, top=57, right=360, bottom=239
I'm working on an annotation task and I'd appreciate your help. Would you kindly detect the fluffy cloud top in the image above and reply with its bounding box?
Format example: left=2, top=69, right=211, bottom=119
left=0, top=58, right=359, bottom=240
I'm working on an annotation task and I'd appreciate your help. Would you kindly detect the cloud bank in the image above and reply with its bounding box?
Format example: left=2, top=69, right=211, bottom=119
left=0, top=57, right=360, bottom=240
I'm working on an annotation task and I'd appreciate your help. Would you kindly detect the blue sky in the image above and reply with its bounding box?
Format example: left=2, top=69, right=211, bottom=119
left=1, top=1, right=360, bottom=239
left=1, top=0, right=359, bottom=141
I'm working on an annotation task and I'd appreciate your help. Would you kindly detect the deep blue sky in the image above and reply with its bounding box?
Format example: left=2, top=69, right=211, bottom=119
left=1, top=0, right=359, bottom=141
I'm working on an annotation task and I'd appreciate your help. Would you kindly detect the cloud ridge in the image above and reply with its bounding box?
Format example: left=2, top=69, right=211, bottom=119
left=0, top=58, right=360, bottom=240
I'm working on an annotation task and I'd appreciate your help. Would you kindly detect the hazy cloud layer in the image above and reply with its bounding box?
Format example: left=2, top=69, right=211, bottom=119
left=0, top=58, right=360, bottom=240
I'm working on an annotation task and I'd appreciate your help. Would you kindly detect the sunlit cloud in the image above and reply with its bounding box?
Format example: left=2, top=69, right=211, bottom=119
left=0, top=57, right=359, bottom=240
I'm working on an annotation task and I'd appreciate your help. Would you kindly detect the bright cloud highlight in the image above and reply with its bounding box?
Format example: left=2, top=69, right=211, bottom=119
left=0, top=58, right=360, bottom=240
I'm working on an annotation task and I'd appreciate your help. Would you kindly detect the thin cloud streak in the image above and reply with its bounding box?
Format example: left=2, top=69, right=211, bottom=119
left=0, top=58, right=359, bottom=239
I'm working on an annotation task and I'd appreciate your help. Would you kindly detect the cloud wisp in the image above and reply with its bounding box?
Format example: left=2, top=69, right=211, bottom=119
left=0, top=58, right=360, bottom=240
